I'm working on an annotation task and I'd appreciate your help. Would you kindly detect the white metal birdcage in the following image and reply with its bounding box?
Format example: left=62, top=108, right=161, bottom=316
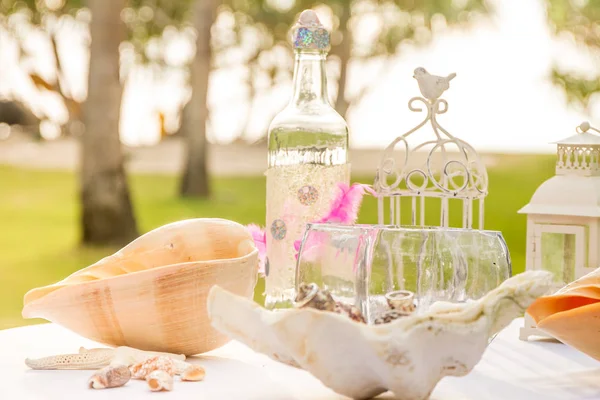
left=373, top=68, right=488, bottom=228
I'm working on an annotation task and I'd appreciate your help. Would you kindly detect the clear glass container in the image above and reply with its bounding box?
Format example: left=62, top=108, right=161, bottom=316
left=295, top=223, right=512, bottom=324
left=265, top=22, right=350, bottom=309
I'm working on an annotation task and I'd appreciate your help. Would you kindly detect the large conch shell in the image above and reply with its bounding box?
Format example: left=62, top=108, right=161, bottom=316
left=23, top=218, right=258, bottom=356
left=207, top=271, right=553, bottom=400
left=527, top=266, right=600, bottom=361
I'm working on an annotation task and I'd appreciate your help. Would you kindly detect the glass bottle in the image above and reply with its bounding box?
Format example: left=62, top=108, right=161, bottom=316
left=264, top=10, right=350, bottom=309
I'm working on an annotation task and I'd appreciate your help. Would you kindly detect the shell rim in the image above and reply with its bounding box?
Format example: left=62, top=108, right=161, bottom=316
left=22, top=248, right=259, bottom=315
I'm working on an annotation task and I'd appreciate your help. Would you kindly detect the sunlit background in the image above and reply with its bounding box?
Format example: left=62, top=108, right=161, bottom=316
left=1, top=0, right=598, bottom=151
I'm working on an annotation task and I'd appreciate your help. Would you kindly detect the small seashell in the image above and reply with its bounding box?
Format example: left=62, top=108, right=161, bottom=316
left=130, top=356, right=176, bottom=379
left=294, top=283, right=335, bottom=312
left=88, top=365, right=131, bottom=389
left=334, top=302, right=366, bottom=323
left=181, top=364, right=206, bottom=381
left=295, top=283, right=366, bottom=323
left=146, top=370, right=174, bottom=392
left=373, top=310, right=411, bottom=325
left=385, top=290, right=416, bottom=313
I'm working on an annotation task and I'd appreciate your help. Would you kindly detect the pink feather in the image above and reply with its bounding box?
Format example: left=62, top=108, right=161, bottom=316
left=247, top=183, right=376, bottom=273
left=293, top=183, right=376, bottom=260
left=315, top=183, right=376, bottom=224
left=247, top=224, right=267, bottom=276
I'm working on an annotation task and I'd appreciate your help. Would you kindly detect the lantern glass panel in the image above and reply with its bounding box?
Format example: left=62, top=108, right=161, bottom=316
left=540, top=232, right=576, bottom=285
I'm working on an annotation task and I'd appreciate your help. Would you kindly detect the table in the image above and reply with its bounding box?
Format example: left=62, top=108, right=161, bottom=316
left=1, top=318, right=599, bottom=400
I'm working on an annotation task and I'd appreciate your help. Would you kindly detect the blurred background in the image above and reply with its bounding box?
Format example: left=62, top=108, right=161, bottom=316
left=0, top=0, right=598, bottom=329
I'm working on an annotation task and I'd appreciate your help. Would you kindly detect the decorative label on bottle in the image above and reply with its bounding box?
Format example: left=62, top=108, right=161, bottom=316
left=265, top=163, right=350, bottom=307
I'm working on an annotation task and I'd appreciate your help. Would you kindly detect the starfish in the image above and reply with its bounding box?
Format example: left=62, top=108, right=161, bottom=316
left=25, top=346, right=186, bottom=370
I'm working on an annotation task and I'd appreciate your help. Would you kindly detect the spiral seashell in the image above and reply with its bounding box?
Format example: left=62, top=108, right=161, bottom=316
left=110, top=346, right=185, bottom=368
left=88, top=365, right=131, bottom=389
left=130, top=356, right=176, bottom=380
left=146, top=370, right=174, bottom=392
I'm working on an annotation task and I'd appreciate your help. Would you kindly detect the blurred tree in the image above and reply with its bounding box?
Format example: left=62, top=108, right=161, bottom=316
left=218, top=0, right=490, bottom=141
left=0, top=0, right=86, bottom=138
left=179, top=0, right=215, bottom=197
left=1, top=0, right=139, bottom=245
left=0, top=0, right=194, bottom=139
left=546, top=0, right=600, bottom=108
left=81, top=0, right=138, bottom=245
left=123, top=0, right=193, bottom=64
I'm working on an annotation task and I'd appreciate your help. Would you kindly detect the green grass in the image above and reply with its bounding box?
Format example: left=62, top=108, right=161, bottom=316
left=0, top=154, right=556, bottom=329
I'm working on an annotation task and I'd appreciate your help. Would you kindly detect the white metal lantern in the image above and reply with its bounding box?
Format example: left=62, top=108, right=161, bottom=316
left=519, top=121, right=600, bottom=340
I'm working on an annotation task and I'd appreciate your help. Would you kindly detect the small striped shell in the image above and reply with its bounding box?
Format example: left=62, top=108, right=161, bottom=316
left=88, top=365, right=131, bottom=389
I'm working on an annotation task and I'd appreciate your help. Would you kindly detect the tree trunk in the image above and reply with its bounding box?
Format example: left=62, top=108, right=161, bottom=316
left=179, top=0, right=214, bottom=197
left=80, top=0, right=138, bottom=245
left=332, top=5, right=352, bottom=119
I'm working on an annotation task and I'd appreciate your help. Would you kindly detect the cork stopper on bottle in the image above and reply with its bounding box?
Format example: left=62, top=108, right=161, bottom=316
left=291, top=10, right=330, bottom=51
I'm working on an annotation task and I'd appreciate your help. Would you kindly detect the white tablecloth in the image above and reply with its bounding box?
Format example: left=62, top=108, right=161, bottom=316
left=1, top=318, right=599, bottom=400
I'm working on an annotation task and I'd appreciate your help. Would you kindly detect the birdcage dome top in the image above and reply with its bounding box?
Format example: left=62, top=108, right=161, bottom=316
left=373, top=71, right=487, bottom=201
left=372, top=68, right=487, bottom=229
left=519, top=175, right=600, bottom=217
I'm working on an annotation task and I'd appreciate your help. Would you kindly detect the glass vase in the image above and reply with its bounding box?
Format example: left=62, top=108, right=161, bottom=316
left=295, top=223, right=511, bottom=324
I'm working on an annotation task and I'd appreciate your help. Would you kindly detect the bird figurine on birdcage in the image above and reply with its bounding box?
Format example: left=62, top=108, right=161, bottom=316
left=413, top=67, right=456, bottom=101
left=373, top=67, right=488, bottom=229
